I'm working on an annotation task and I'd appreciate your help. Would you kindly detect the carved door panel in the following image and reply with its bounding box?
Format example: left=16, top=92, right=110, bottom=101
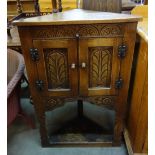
left=33, top=39, right=78, bottom=97
left=79, top=38, right=121, bottom=96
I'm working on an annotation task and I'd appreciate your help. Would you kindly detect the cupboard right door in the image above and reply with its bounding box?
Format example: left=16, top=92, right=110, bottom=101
left=79, top=38, right=122, bottom=97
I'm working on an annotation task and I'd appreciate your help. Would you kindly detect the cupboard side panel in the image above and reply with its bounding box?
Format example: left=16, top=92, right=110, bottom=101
left=113, top=22, right=137, bottom=145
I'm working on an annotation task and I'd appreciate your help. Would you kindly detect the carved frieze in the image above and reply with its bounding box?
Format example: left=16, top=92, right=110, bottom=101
left=45, top=97, right=65, bottom=111
left=44, top=96, right=115, bottom=111
left=85, top=96, right=115, bottom=109
left=30, top=24, right=123, bottom=38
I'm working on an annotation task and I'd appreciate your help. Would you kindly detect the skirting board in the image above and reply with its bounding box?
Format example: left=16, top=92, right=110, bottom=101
left=123, top=128, right=148, bottom=155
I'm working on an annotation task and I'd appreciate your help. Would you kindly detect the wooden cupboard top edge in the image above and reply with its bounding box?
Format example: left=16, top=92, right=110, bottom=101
left=13, top=9, right=142, bottom=26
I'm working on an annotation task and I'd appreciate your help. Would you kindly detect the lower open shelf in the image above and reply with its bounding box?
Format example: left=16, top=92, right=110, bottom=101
left=47, top=116, right=114, bottom=146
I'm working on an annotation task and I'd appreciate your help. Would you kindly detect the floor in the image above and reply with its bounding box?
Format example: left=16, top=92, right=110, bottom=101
left=7, top=83, right=128, bottom=155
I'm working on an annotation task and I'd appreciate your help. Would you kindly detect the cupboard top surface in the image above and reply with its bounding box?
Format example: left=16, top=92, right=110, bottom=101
left=13, top=9, right=141, bottom=26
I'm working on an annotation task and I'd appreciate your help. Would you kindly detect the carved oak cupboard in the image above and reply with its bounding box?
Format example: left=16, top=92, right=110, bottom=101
left=14, top=9, right=140, bottom=147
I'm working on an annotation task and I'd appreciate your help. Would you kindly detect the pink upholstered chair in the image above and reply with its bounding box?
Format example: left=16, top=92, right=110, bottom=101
left=7, top=49, right=35, bottom=128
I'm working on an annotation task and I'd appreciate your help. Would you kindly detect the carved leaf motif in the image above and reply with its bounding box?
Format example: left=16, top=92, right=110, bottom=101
left=89, top=47, right=112, bottom=88
left=44, top=48, right=69, bottom=89
left=78, top=25, right=99, bottom=36
left=56, top=26, right=76, bottom=37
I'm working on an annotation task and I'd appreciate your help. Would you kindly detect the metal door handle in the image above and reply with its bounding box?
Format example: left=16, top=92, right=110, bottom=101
left=81, top=62, right=86, bottom=68
left=76, top=33, right=79, bottom=39
left=71, top=63, right=76, bottom=69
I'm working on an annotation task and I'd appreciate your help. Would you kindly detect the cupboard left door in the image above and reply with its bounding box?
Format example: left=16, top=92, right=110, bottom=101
left=33, top=39, right=78, bottom=97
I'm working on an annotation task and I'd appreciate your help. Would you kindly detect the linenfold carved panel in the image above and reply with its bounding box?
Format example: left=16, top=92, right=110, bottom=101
left=44, top=48, right=69, bottom=89
left=30, top=24, right=123, bottom=38
left=89, top=47, right=112, bottom=88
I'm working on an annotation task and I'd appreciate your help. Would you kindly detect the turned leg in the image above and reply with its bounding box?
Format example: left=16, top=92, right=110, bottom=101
left=77, top=99, right=83, bottom=118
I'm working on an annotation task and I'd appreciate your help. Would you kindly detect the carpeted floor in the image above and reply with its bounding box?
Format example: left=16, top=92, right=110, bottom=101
left=8, top=127, right=127, bottom=155
left=7, top=83, right=128, bottom=155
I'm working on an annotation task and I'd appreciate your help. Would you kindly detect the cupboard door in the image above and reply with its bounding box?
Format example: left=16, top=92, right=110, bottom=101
left=33, top=39, right=78, bottom=97
left=79, top=38, right=121, bottom=96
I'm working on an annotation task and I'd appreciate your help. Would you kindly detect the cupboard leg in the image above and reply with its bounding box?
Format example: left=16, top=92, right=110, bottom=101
left=37, top=111, right=50, bottom=147
left=113, top=116, right=123, bottom=146
left=78, top=99, right=83, bottom=118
